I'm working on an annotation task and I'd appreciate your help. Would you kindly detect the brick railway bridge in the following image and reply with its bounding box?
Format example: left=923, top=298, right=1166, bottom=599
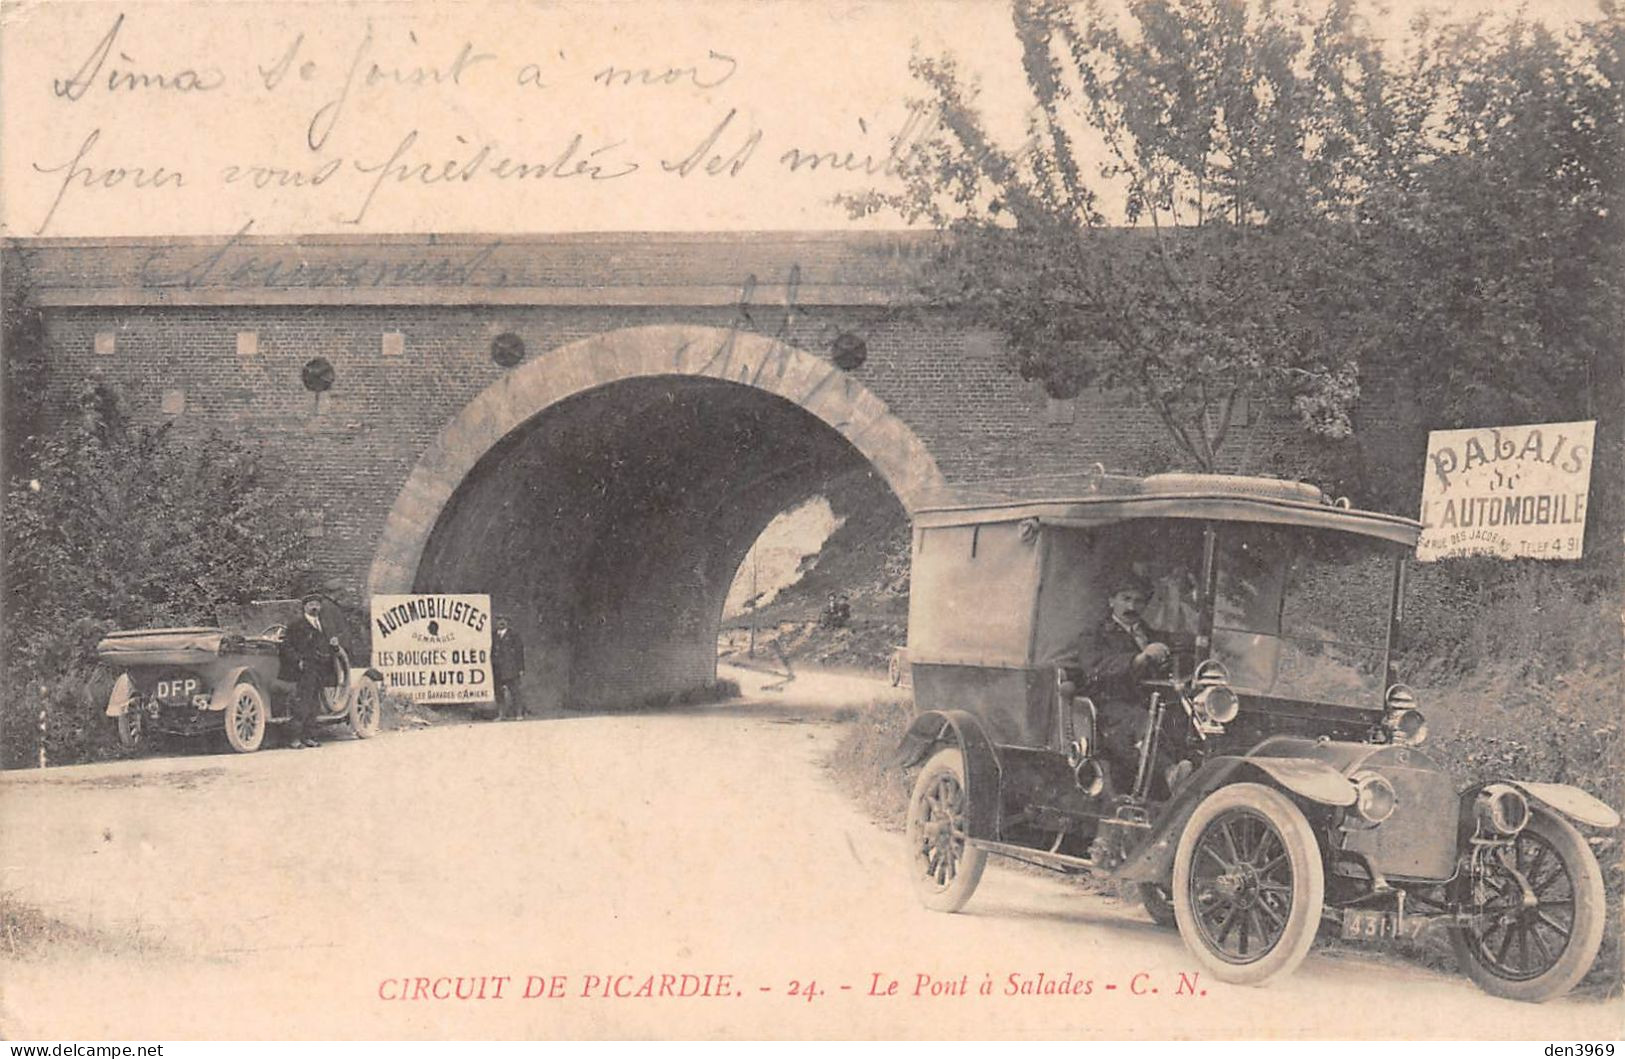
left=8, top=231, right=1310, bottom=709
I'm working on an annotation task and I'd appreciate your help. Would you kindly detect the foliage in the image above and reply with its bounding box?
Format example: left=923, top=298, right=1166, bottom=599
left=1403, top=561, right=1622, bottom=994
left=1, top=247, right=50, bottom=478
left=1, top=384, right=316, bottom=768
left=844, top=0, right=1399, bottom=470
left=1350, top=7, right=1625, bottom=552
left=845, top=0, right=1623, bottom=514
left=1362, top=9, right=1622, bottom=431
left=825, top=695, right=917, bottom=832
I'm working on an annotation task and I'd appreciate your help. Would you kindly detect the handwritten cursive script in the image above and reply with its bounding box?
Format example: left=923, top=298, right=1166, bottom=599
left=53, top=14, right=226, bottom=101
left=24, top=11, right=947, bottom=235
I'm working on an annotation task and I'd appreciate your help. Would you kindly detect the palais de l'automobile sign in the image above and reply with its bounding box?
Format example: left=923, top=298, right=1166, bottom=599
left=1418, top=420, right=1595, bottom=562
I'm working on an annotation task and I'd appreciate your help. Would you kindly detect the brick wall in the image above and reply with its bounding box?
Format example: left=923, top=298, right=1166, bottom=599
left=42, top=301, right=1249, bottom=587
left=16, top=232, right=1302, bottom=708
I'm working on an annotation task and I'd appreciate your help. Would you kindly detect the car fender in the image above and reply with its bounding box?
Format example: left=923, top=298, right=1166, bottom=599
left=340, top=667, right=384, bottom=709
left=893, top=709, right=1002, bottom=842
left=207, top=667, right=265, bottom=712
left=1111, top=755, right=1353, bottom=885
left=1507, top=780, right=1621, bottom=830
left=1245, top=756, right=1358, bottom=808
left=104, top=673, right=136, bottom=717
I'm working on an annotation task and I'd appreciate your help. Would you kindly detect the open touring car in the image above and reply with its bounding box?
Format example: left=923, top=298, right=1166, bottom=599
left=99, top=598, right=384, bottom=753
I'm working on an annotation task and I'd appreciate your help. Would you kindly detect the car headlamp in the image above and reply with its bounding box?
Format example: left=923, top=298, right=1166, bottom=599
left=1193, top=658, right=1231, bottom=690
left=1475, top=783, right=1529, bottom=836
left=1073, top=757, right=1105, bottom=798
left=1382, top=684, right=1427, bottom=745
left=1194, top=685, right=1240, bottom=726
left=1350, top=770, right=1398, bottom=826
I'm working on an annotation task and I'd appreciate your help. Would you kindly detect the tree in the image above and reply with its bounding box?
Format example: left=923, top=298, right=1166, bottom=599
left=1, top=384, right=317, bottom=765
left=845, top=0, right=1400, bottom=471
left=2, top=246, right=51, bottom=478
left=1351, top=7, right=1623, bottom=546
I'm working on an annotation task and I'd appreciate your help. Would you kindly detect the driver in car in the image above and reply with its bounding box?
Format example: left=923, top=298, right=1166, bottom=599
left=1075, top=573, right=1182, bottom=791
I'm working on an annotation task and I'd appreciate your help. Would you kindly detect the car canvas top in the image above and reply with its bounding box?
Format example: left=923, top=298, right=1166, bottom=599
left=912, top=471, right=1421, bottom=547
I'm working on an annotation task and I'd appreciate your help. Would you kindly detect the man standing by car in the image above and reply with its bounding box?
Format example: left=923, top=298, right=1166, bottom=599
left=491, top=614, right=526, bottom=720
left=284, top=593, right=338, bottom=748
left=1075, top=573, right=1181, bottom=790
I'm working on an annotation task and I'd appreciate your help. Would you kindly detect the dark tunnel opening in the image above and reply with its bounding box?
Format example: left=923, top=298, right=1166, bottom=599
left=413, top=375, right=895, bottom=710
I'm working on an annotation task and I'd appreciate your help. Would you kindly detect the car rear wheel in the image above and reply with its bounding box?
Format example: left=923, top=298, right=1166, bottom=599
left=1450, top=809, right=1606, bottom=1003
left=906, top=747, right=987, bottom=912
left=349, top=677, right=382, bottom=739
left=1172, top=782, right=1323, bottom=986
left=224, top=682, right=267, bottom=753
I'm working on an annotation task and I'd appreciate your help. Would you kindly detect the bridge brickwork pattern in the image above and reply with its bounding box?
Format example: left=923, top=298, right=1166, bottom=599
left=12, top=232, right=1350, bottom=707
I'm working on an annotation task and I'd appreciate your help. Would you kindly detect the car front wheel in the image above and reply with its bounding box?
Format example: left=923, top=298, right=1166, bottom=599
left=224, top=682, right=267, bottom=753
left=906, top=747, right=988, bottom=912
left=116, top=707, right=145, bottom=751
left=1449, top=809, right=1606, bottom=1003
left=350, top=678, right=382, bottom=739
left=1172, top=782, right=1323, bottom=986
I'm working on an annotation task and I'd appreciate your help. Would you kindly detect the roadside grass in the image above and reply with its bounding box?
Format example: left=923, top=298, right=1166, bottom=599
left=0, top=890, right=164, bottom=962
left=824, top=693, right=915, bottom=833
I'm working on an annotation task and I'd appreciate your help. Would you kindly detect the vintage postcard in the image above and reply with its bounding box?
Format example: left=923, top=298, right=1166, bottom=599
left=1, top=0, right=1620, bottom=1043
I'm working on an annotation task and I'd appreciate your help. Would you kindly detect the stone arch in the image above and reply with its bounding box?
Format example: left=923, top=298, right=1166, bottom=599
left=365, top=325, right=941, bottom=710
left=368, top=324, right=944, bottom=597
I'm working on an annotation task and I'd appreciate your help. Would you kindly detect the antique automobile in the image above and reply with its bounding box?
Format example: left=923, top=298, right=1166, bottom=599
left=99, top=598, right=384, bottom=754
left=896, top=471, right=1617, bottom=1001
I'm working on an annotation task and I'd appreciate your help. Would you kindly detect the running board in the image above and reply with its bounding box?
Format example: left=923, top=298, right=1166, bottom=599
left=970, top=839, right=1102, bottom=875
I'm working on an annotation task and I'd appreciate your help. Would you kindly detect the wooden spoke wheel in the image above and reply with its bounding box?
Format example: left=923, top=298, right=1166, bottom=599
left=1172, top=783, right=1323, bottom=986
left=1450, top=810, right=1606, bottom=1003
left=905, top=747, right=988, bottom=912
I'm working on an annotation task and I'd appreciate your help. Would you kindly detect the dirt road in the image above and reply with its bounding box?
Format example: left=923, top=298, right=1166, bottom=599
left=2, top=672, right=1619, bottom=1039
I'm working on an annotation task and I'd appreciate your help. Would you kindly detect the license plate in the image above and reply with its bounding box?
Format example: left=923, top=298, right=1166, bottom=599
left=1341, top=907, right=1424, bottom=942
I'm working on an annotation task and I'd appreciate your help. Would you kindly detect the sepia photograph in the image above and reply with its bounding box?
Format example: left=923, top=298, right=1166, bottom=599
left=0, top=0, right=1620, bottom=1043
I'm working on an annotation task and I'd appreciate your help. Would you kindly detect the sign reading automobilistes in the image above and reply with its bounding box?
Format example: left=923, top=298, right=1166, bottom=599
left=370, top=593, right=494, bottom=704
left=1418, top=420, right=1595, bottom=562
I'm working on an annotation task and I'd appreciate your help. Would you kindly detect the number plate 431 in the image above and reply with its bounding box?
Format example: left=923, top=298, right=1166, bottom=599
left=1342, top=907, right=1426, bottom=942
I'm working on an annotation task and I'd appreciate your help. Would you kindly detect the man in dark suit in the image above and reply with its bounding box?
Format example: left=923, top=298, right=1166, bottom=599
left=1075, top=573, right=1181, bottom=791
left=283, top=593, right=339, bottom=748
left=491, top=614, right=526, bottom=720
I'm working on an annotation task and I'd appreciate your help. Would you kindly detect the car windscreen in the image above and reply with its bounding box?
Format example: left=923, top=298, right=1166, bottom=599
left=1212, top=525, right=1396, bottom=709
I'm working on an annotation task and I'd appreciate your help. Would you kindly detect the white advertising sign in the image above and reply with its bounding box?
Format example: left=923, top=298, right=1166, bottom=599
left=1417, top=420, right=1595, bottom=562
left=370, top=593, right=494, bottom=704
